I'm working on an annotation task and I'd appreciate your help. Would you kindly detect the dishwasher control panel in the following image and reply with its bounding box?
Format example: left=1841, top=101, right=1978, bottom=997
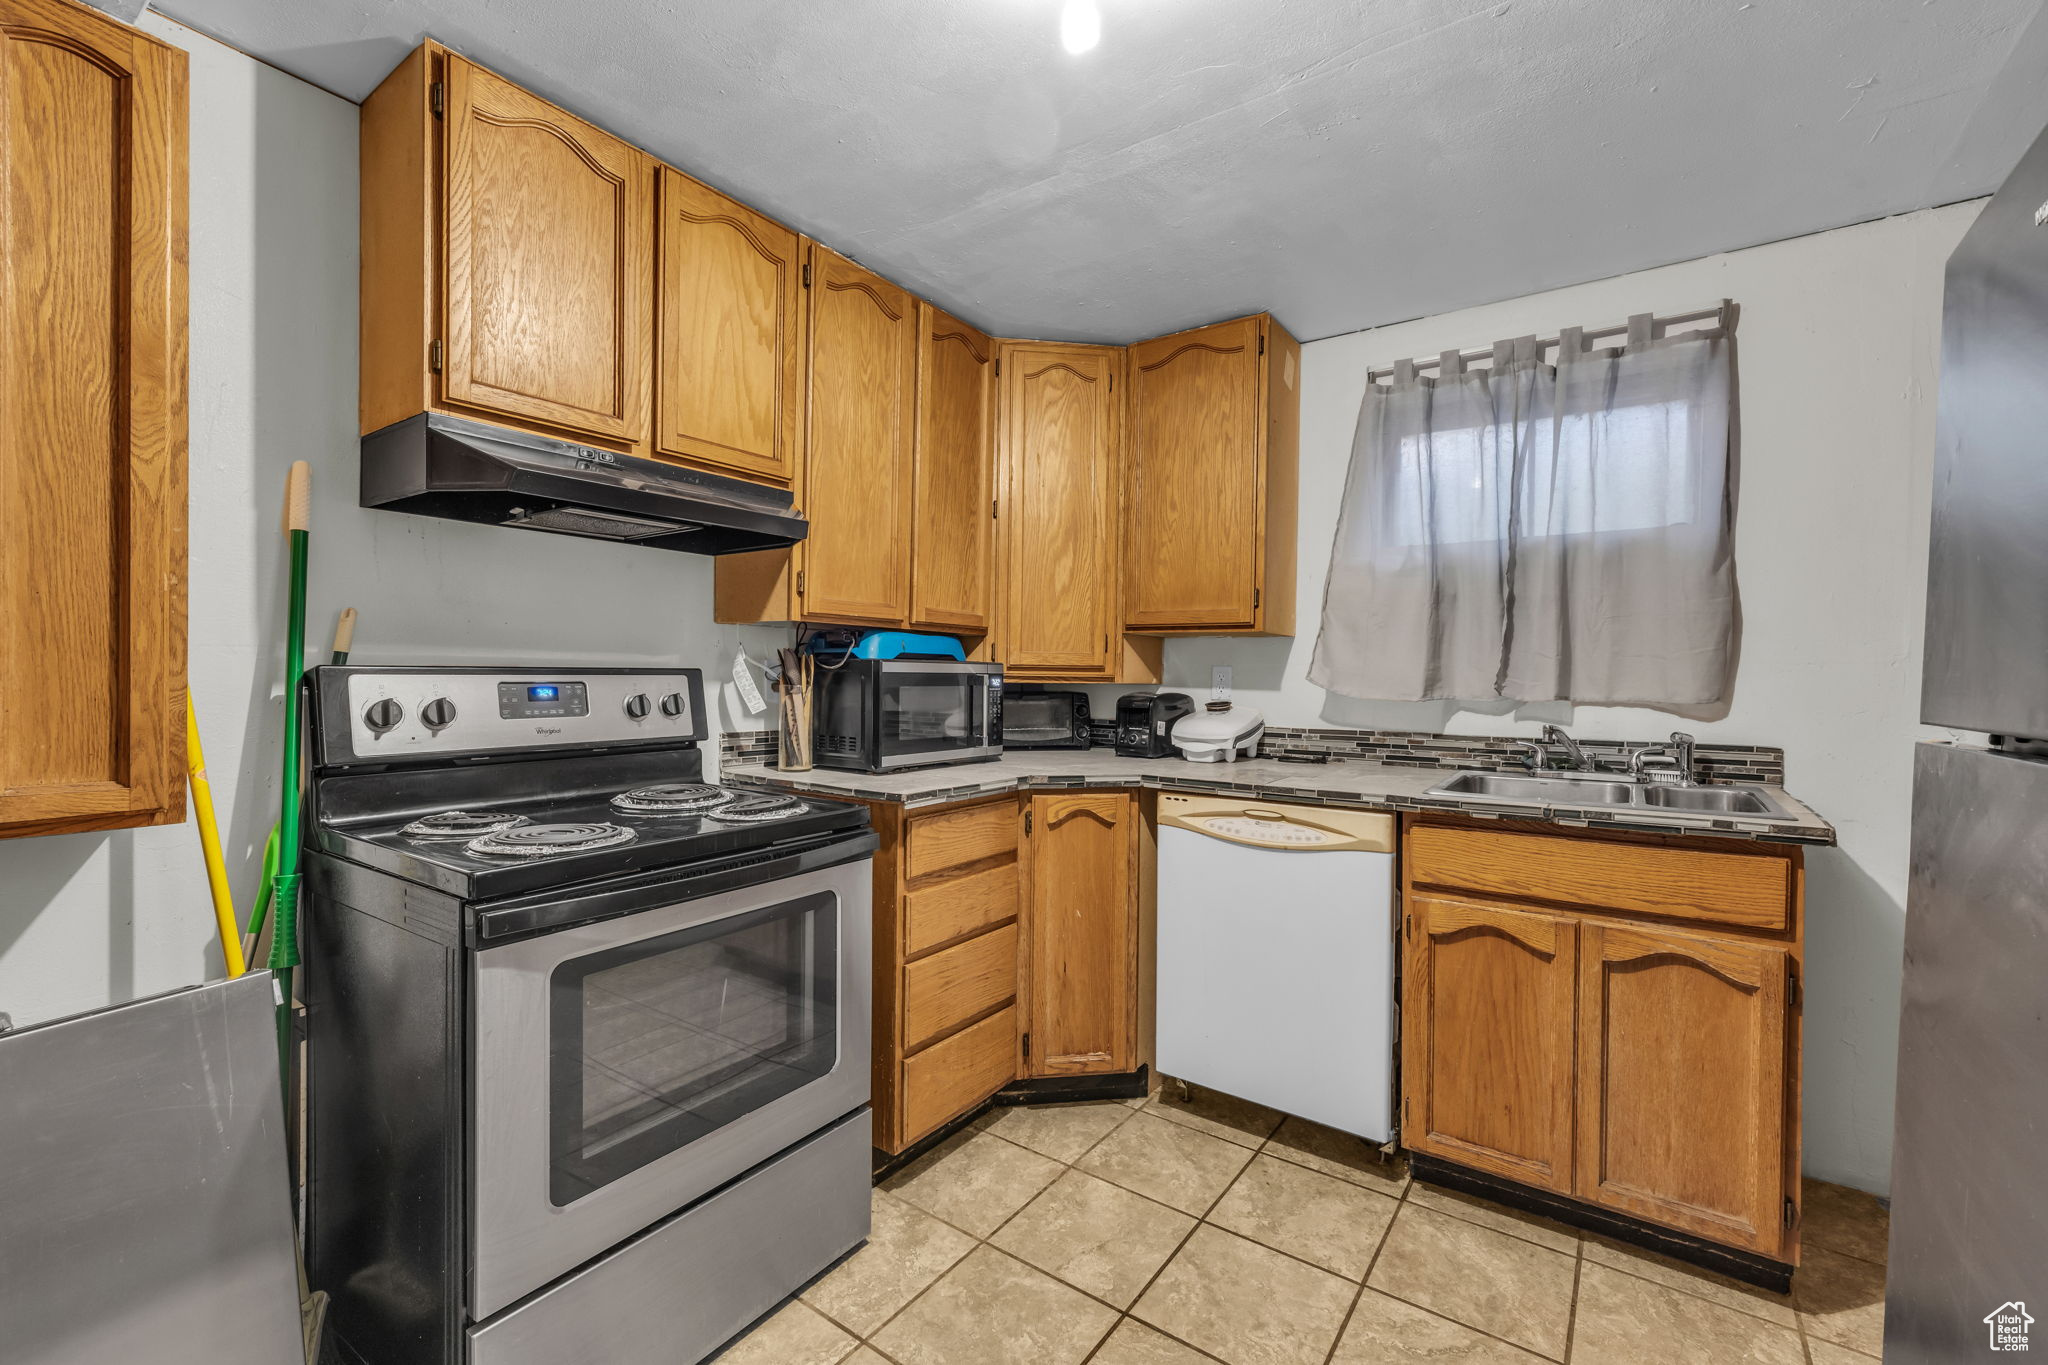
left=1156, top=794, right=1397, bottom=853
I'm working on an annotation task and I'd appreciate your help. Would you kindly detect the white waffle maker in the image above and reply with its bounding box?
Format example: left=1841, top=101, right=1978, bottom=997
left=1171, top=701, right=1265, bottom=763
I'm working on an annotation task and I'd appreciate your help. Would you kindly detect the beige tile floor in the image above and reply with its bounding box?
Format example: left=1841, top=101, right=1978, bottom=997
left=716, top=1084, right=1891, bottom=1364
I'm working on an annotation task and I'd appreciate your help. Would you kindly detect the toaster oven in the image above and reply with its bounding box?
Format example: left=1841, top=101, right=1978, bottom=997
left=1000, top=689, right=1092, bottom=749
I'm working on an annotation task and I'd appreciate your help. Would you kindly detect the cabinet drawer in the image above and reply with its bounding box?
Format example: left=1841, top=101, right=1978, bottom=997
left=906, top=801, right=1016, bottom=880
left=906, top=861, right=1019, bottom=957
left=902, top=1005, right=1017, bottom=1143
left=903, top=924, right=1017, bottom=1051
left=1407, top=823, right=1793, bottom=933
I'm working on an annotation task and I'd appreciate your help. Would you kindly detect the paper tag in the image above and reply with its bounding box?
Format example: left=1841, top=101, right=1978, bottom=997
left=732, top=650, right=768, bottom=716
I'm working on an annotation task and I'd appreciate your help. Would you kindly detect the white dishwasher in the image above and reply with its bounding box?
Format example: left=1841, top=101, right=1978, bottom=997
left=1155, top=793, right=1397, bottom=1142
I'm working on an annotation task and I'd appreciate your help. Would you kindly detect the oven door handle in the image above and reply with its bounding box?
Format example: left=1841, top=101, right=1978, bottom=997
left=469, top=829, right=879, bottom=946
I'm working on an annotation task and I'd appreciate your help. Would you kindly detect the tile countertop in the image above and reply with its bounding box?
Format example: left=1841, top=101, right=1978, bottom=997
left=723, top=750, right=1835, bottom=846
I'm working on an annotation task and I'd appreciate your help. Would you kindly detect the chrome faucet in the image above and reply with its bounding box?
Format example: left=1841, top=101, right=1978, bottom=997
left=1540, top=725, right=1591, bottom=772
left=1627, top=731, right=1699, bottom=785
left=1668, top=731, right=1697, bottom=785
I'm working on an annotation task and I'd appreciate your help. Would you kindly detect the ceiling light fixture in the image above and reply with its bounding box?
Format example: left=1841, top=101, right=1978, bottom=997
left=1060, top=0, right=1101, bottom=54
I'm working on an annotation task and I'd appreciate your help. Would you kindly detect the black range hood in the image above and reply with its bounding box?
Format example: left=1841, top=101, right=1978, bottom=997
left=360, top=413, right=807, bottom=555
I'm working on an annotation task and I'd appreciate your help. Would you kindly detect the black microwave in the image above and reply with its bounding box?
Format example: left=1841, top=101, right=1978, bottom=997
left=812, top=659, right=1004, bottom=773
left=1000, top=689, right=1092, bottom=749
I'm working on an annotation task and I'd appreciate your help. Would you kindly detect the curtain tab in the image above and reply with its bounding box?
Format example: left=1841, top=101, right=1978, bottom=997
left=1557, top=325, right=1586, bottom=363
left=1490, top=339, right=1513, bottom=372
left=1626, top=313, right=1655, bottom=349
left=1438, top=349, right=1464, bottom=378
left=1392, top=357, right=1418, bottom=387
left=1513, top=335, right=1539, bottom=366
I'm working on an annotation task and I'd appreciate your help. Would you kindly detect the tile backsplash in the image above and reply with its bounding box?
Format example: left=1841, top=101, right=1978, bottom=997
left=721, top=725, right=1785, bottom=785
left=719, top=729, right=780, bottom=765
left=1257, top=726, right=1785, bottom=785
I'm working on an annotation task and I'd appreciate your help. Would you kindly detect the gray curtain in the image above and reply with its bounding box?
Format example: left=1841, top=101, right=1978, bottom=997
left=1309, top=315, right=1736, bottom=707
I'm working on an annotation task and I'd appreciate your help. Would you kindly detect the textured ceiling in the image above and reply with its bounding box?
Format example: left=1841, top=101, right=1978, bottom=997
left=156, top=0, right=2047, bottom=343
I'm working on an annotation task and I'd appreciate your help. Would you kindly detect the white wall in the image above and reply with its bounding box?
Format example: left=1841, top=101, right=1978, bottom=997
left=0, top=14, right=786, bottom=1033
left=1108, top=203, right=1980, bottom=1194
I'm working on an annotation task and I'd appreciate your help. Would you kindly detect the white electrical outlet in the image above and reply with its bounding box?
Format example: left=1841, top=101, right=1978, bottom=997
left=1211, top=665, right=1232, bottom=702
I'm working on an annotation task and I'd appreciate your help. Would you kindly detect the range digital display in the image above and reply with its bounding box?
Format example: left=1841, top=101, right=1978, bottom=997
left=497, top=680, right=589, bottom=720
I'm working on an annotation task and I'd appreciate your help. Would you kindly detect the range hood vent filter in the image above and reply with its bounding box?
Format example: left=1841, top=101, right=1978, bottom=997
left=360, top=413, right=806, bottom=556
left=504, top=505, right=690, bottom=541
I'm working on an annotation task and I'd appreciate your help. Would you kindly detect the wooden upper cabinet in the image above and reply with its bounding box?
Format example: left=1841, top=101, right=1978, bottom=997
left=909, top=304, right=996, bottom=635
left=440, top=56, right=651, bottom=444
left=1402, top=893, right=1579, bottom=1193
left=1123, top=314, right=1298, bottom=635
left=0, top=0, right=187, bottom=838
left=1023, top=792, right=1137, bottom=1076
left=998, top=341, right=1152, bottom=680
left=799, top=245, right=916, bottom=625
left=1576, top=923, right=1791, bottom=1256
left=654, top=168, right=804, bottom=486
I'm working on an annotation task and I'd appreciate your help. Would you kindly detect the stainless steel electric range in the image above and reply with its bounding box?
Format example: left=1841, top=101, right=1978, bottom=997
left=301, top=665, right=876, bottom=1365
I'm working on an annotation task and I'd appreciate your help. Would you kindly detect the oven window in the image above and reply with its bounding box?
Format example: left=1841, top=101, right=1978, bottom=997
left=878, top=672, right=986, bottom=759
left=548, top=891, right=838, bottom=1205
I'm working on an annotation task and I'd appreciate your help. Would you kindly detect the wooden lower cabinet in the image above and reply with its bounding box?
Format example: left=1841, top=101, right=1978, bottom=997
left=865, top=789, right=1150, bottom=1154
left=1402, top=894, right=1578, bottom=1193
left=1576, top=922, right=1792, bottom=1254
left=1022, top=791, right=1141, bottom=1077
left=873, top=795, right=1024, bottom=1153
left=1401, top=815, right=1804, bottom=1263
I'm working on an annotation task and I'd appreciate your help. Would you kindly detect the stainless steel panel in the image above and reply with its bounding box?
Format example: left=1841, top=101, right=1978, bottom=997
left=469, top=859, right=872, bottom=1317
left=343, top=668, right=700, bottom=759
left=1886, top=743, right=2048, bottom=1361
left=1921, top=118, right=2048, bottom=735
left=874, top=741, right=1004, bottom=771
left=469, top=1109, right=872, bottom=1365
left=0, top=974, right=304, bottom=1365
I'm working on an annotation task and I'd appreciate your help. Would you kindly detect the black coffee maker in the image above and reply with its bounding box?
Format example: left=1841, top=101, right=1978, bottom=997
left=1114, top=691, right=1197, bottom=758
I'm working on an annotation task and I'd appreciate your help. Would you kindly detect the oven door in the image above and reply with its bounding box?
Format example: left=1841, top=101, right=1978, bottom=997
left=469, top=857, right=871, bottom=1319
left=869, top=662, right=1001, bottom=770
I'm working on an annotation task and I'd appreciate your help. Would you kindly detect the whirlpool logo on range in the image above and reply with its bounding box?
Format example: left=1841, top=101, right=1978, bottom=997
left=534, top=726, right=563, bottom=736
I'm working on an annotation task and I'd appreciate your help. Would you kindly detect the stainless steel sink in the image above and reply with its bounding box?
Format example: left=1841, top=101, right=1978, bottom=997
left=1639, top=785, right=1783, bottom=816
left=1424, top=770, right=1796, bottom=821
left=1429, top=772, right=1638, bottom=805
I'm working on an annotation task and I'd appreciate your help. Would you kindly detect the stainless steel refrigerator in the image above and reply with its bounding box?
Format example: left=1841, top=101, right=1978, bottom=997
left=1888, top=115, right=2048, bottom=1361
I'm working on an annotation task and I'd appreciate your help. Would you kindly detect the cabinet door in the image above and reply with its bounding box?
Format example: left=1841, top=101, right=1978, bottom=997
left=1023, top=793, right=1135, bottom=1075
left=1577, top=923, right=1791, bottom=1255
left=0, top=1, right=185, bottom=837
left=441, top=56, right=651, bottom=444
left=1124, top=316, right=1263, bottom=630
left=1000, top=343, right=1120, bottom=675
left=910, top=304, right=995, bottom=634
left=800, top=245, right=915, bottom=625
left=654, top=168, right=803, bottom=485
left=1403, top=894, right=1577, bottom=1192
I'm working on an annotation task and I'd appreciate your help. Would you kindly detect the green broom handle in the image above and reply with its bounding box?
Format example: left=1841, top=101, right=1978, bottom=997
left=270, top=462, right=312, bottom=1083
left=245, top=606, right=354, bottom=955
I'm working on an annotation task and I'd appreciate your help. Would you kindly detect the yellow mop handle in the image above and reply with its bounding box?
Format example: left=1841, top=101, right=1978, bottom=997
left=186, top=692, right=247, bottom=978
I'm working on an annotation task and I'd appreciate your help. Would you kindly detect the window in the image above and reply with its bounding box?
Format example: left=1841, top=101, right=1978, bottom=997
left=1311, top=316, right=1736, bottom=707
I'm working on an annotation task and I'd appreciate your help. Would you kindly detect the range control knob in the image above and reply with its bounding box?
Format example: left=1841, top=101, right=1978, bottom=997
left=363, top=698, right=404, bottom=733
left=623, top=693, right=652, bottom=720
left=660, top=692, right=687, bottom=718
left=420, top=697, right=457, bottom=729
